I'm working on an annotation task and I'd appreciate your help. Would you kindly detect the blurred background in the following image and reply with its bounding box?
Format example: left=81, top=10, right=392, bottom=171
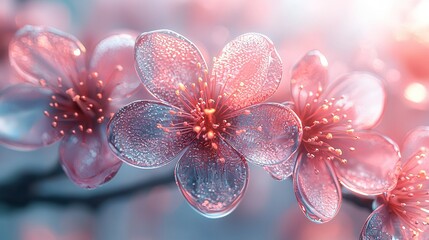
left=1, top=0, right=429, bottom=239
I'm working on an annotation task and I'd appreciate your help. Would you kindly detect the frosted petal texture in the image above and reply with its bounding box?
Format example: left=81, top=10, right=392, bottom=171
left=175, top=140, right=248, bottom=218
left=108, top=101, right=194, bottom=168
left=211, top=33, right=282, bottom=111
left=264, top=151, right=298, bottom=180
left=361, top=205, right=404, bottom=240
left=225, top=103, right=302, bottom=166
left=135, top=30, right=207, bottom=108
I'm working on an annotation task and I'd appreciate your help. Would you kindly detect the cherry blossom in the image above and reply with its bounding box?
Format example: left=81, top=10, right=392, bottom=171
left=361, top=127, right=429, bottom=239
left=107, top=30, right=302, bottom=218
left=265, top=50, right=401, bottom=223
left=0, top=25, right=142, bottom=188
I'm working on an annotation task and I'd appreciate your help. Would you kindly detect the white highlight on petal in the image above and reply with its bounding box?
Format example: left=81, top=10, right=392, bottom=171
left=73, top=48, right=81, bottom=56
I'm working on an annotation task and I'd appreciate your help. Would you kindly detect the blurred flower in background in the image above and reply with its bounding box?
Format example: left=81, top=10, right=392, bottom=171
left=0, top=0, right=429, bottom=239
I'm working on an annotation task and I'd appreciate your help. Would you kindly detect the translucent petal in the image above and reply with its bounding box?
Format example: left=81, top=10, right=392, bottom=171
left=175, top=140, right=248, bottom=218
left=324, top=73, right=385, bottom=129
left=107, top=100, right=194, bottom=168
left=264, top=151, right=298, bottom=180
left=291, top=50, right=329, bottom=112
left=401, top=126, right=429, bottom=161
left=332, top=131, right=401, bottom=195
left=224, top=103, right=302, bottom=166
left=211, top=33, right=282, bottom=111
left=9, top=25, right=86, bottom=90
left=360, top=205, right=406, bottom=240
left=135, top=30, right=207, bottom=108
left=0, top=84, right=62, bottom=150
left=90, top=33, right=142, bottom=101
left=294, top=153, right=341, bottom=223
left=60, top=126, right=122, bottom=189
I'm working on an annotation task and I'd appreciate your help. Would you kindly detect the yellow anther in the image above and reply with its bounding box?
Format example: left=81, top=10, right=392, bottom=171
left=178, top=83, right=186, bottom=91
left=335, top=149, right=343, bottom=156
left=207, top=131, right=215, bottom=140
left=333, top=115, right=340, bottom=122
left=193, top=126, right=202, bottom=133
left=204, top=108, right=216, bottom=115
left=326, top=133, right=333, bottom=139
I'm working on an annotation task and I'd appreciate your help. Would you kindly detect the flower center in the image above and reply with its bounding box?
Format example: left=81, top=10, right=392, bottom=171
left=156, top=62, right=243, bottom=149
left=387, top=148, right=429, bottom=235
left=296, top=89, right=358, bottom=164
left=42, top=66, right=123, bottom=135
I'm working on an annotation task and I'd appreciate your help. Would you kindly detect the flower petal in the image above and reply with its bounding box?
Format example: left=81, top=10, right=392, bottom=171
left=60, top=126, right=122, bottom=189
left=331, top=131, right=401, bottom=195
left=90, top=33, right=142, bottom=101
left=324, top=73, right=385, bottom=129
left=264, top=151, right=298, bottom=180
left=401, top=126, right=429, bottom=161
left=360, top=205, right=406, bottom=240
left=107, top=100, right=194, bottom=168
left=135, top=30, right=207, bottom=108
left=291, top=50, right=329, bottom=113
left=294, top=153, right=341, bottom=223
left=9, top=25, right=86, bottom=90
left=0, top=84, right=62, bottom=149
left=211, top=33, right=282, bottom=110
left=175, top=140, right=248, bottom=218
left=224, top=103, right=302, bottom=166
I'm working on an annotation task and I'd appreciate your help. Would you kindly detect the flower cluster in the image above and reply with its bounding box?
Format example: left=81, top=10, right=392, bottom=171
left=1, top=25, right=428, bottom=238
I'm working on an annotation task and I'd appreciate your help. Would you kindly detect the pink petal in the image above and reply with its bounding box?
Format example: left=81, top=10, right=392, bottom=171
left=331, top=131, right=401, bottom=196
left=294, top=153, right=341, bottom=223
left=134, top=30, right=207, bottom=109
left=89, top=33, right=142, bottom=102
left=224, top=103, right=302, bottom=166
left=0, top=84, right=62, bottom=150
left=107, top=100, right=194, bottom=168
left=360, top=205, right=407, bottom=239
left=264, top=151, right=298, bottom=180
left=324, top=73, right=385, bottom=129
left=401, top=126, right=429, bottom=161
left=60, top=126, right=122, bottom=189
left=175, top=140, right=248, bottom=218
left=211, top=33, right=282, bottom=111
left=9, top=25, right=86, bottom=90
left=291, top=50, right=329, bottom=114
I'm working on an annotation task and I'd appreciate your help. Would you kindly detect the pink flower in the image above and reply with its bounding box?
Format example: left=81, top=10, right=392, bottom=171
left=265, top=50, right=402, bottom=223
left=361, top=127, right=429, bottom=239
left=107, top=30, right=302, bottom=218
left=0, top=25, right=142, bottom=188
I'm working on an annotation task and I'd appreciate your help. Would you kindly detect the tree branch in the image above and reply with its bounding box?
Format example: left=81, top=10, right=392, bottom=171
left=0, top=166, right=373, bottom=212
left=0, top=166, right=176, bottom=209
